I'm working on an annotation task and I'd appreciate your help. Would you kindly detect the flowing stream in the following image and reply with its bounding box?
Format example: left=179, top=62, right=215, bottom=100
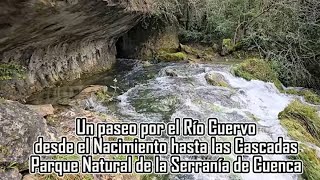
left=110, top=62, right=297, bottom=180
left=28, top=60, right=300, bottom=180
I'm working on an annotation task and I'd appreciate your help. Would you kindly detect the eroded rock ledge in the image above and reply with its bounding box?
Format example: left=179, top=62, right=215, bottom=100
left=0, top=0, right=150, bottom=100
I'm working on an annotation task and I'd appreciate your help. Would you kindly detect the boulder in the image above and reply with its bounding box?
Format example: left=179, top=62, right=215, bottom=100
left=73, top=85, right=107, bottom=100
left=165, top=69, right=179, bottom=77
left=205, top=72, right=230, bottom=87
left=0, top=168, right=22, bottom=180
left=26, top=104, right=54, bottom=117
left=0, top=100, right=48, bottom=169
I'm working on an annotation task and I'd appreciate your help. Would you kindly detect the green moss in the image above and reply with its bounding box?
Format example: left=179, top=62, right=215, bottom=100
left=223, top=39, right=235, bottom=52
left=180, top=44, right=202, bottom=57
left=0, top=64, right=26, bottom=81
left=157, top=51, right=187, bottom=62
left=297, top=146, right=320, bottom=180
left=205, top=73, right=229, bottom=87
left=285, top=89, right=320, bottom=105
left=0, top=145, right=10, bottom=157
left=280, top=118, right=318, bottom=146
left=302, top=90, right=320, bottom=105
left=279, top=100, right=320, bottom=146
left=233, top=58, right=283, bottom=90
left=279, top=101, right=320, bottom=179
left=285, top=88, right=301, bottom=95
left=95, top=89, right=112, bottom=102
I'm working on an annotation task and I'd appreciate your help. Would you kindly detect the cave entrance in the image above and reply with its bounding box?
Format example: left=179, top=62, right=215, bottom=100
left=116, top=36, right=126, bottom=58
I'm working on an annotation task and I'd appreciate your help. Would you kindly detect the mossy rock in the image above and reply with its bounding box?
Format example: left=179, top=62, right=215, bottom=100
left=233, top=58, right=283, bottom=90
left=205, top=72, right=230, bottom=87
left=297, top=145, right=320, bottom=180
left=157, top=51, right=187, bottom=62
left=221, top=38, right=238, bottom=55
left=286, top=89, right=320, bottom=105
left=179, top=44, right=202, bottom=57
left=279, top=101, right=320, bottom=179
left=279, top=100, right=320, bottom=146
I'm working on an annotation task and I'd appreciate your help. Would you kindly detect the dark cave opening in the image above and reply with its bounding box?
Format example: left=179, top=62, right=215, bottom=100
left=115, top=36, right=126, bottom=58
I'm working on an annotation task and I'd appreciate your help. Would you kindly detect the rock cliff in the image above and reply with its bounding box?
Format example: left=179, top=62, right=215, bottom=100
left=0, top=0, right=150, bottom=100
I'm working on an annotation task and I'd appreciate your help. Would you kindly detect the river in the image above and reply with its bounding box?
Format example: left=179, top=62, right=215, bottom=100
left=27, top=59, right=299, bottom=180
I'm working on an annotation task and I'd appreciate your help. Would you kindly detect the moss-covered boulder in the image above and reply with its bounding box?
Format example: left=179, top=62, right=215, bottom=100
left=297, top=145, right=320, bottom=180
left=157, top=51, right=187, bottom=62
left=279, top=100, right=320, bottom=179
left=279, top=100, right=320, bottom=145
left=233, top=58, right=283, bottom=90
left=205, top=72, right=230, bottom=87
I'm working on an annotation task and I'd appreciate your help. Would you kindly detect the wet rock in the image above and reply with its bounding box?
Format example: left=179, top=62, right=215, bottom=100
left=22, top=174, right=36, bottom=180
left=0, top=168, right=22, bottom=180
left=205, top=72, right=230, bottom=87
left=165, top=69, right=179, bottom=77
left=73, top=85, right=107, bottom=101
left=0, top=100, right=48, bottom=169
left=26, top=104, right=54, bottom=117
left=158, top=52, right=187, bottom=62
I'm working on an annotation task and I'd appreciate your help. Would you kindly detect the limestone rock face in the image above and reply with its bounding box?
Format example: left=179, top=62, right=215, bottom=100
left=116, top=17, right=180, bottom=60
left=26, top=104, right=55, bottom=117
left=0, top=0, right=150, bottom=100
left=0, top=100, right=48, bottom=167
left=0, top=168, right=22, bottom=180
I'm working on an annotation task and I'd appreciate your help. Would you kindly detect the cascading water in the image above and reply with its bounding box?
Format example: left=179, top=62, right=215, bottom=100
left=27, top=59, right=306, bottom=180
left=108, top=62, right=299, bottom=180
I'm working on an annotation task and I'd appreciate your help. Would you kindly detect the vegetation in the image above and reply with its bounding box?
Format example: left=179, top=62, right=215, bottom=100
left=152, top=0, right=320, bottom=88
left=279, top=100, right=320, bottom=179
left=157, top=51, right=187, bottom=61
left=96, top=79, right=119, bottom=102
left=0, top=64, right=25, bottom=81
left=233, top=58, right=283, bottom=90
left=285, top=89, right=320, bottom=105
left=279, top=100, right=320, bottom=146
left=297, top=145, right=320, bottom=180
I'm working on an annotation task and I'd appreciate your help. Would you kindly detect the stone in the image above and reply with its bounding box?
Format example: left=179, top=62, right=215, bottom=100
left=165, top=69, right=179, bottom=77
left=205, top=72, right=230, bottom=87
left=73, top=85, right=107, bottom=100
left=0, top=168, right=22, bottom=180
left=0, top=100, right=48, bottom=168
left=26, top=104, right=54, bottom=117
